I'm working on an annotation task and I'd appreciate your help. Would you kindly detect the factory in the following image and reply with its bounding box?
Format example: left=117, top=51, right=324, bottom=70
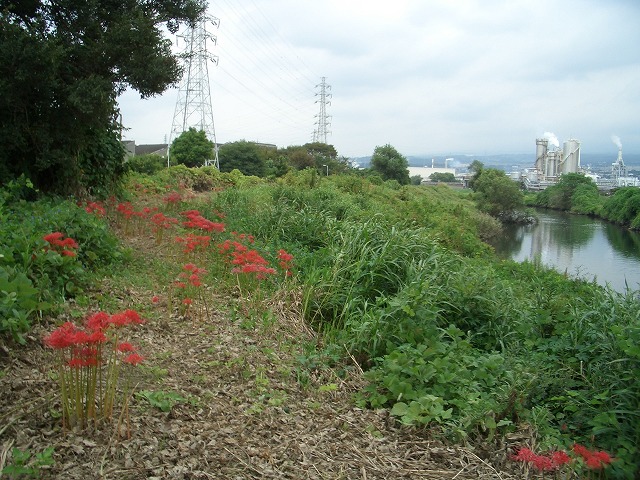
left=522, top=136, right=639, bottom=190
left=522, top=137, right=581, bottom=190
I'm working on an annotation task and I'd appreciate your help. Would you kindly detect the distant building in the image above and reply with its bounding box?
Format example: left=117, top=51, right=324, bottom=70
left=122, top=140, right=136, bottom=158
left=135, top=143, right=168, bottom=157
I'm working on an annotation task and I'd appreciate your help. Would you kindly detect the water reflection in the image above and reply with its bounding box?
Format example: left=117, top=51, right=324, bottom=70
left=491, top=209, right=640, bottom=293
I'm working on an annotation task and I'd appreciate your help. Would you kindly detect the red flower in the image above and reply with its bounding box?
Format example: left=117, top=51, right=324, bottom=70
left=152, top=295, right=160, bottom=304
left=591, top=450, right=612, bottom=465
left=182, top=298, right=193, bottom=305
left=117, top=342, right=136, bottom=352
left=43, top=322, right=79, bottom=349
left=573, top=444, right=591, bottom=460
left=586, top=455, right=604, bottom=470
left=123, top=353, right=144, bottom=365
left=86, top=330, right=107, bottom=344
left=550, top=450, right=571, bottom=467
left=42, top=232, right=78, bottom=257
left=512, top=447, right=537, bottom=463
left=123, top=309, right=144, bottom=325
left=86, top=312, right=110, bottom=331
left=43, top=232, right=64, bottom=243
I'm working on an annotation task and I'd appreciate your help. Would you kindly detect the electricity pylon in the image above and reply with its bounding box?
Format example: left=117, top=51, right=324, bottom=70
left=168, top=14, right=220, bottom=168
left=312, top=77, right=331, bottom=144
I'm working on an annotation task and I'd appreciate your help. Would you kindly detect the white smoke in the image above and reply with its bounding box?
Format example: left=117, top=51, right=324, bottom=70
left=611, top=134, right=622, bottom=149
left=543, top=131, right=560, bottom=148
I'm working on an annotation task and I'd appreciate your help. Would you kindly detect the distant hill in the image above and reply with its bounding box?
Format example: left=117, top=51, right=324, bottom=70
left=350, top=152, right=640, bottom=171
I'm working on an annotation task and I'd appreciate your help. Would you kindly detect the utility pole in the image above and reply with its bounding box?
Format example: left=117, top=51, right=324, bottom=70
left=168, top=13, right=220, bottom=168
left=312, top=77, right=331, bottom=144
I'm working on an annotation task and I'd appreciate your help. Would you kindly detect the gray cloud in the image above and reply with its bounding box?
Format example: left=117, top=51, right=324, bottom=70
left=117, top=0, right=640, bottom=157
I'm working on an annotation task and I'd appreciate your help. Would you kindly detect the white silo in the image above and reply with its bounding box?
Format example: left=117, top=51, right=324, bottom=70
left=561, top=139, right=581, bottom=174
left=546, top=150, right=560, bottom=178
left=536, top=138, right=548, bottom=173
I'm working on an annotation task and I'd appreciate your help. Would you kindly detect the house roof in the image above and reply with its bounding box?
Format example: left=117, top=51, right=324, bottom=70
left=135, top=144, right=168, bottom=156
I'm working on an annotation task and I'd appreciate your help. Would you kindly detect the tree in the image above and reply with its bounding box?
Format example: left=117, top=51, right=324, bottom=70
left=170, top=128, right=214, bottom=168
left=543, top=173, right=597, bottom=211
left=370, top=144, right=410, bottom=185
left=0, top=0, right=203, bottom=195
left=467, top=160, right=484, bottom=190
left=410, top=175, right=423, bottom=185
left=218, top=141, right=267, bottom=177
left=128, top=154, right=166, bottom=175
left=473, top=168, right=524, bottom=217
left=429, top=172, right=456, bottom=183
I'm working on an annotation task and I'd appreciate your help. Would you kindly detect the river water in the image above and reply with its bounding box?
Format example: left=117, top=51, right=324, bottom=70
left=490, top=209, right=640, bottom=293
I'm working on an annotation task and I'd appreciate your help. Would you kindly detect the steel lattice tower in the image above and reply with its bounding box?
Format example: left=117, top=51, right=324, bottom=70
left=312, top=77, right=332, bottom=143
left=169, top=14, right=220, bottom=168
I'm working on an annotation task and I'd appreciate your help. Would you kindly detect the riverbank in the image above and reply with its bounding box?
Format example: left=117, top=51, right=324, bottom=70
left=0, top=226, right=513, bottom=479
left=1, top=170, right=638, bottom=478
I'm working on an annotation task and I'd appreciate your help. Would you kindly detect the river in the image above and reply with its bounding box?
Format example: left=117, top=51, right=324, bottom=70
left=490, top=209, right=640, bottom=293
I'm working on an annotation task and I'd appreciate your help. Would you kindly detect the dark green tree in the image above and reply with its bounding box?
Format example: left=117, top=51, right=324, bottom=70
left=467, top=160, right=484, bottom=190
left=536, top=173, right=597, bottom=211
left=473, top=168, right=524, bottom=217
left=370, top=144, right=410, bottom=185
left=0, top=0, right=203, bottom=195
left=410, top=175, right=423, bottom=185
left=170, top=128, right=214, bottom=168
left=218, top=140, right=267, bottom=177
left=429, top=172, right=456, bottom=183
left=127, top=154, right=166, bottom=175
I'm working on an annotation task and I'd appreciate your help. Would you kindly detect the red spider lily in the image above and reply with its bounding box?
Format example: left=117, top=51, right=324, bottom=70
left=231, top=263, right=277, bottom=280
left=86, top=311, right=111, bottom=331
left=84, top=201, right=106, bottom=217
left=43, top=232, right=79, bottom=257
left=573, top=445, right=613, bottom=470
left=163, top=191, right=182, bottom=205
left=175, top=234, right=211, bottom=253
left=44, top=310, right=147, bottom=430
left=232, top=249, right=269, bottom=266
left=151, top=295, right=160, bottom=304
left=512, top=448, right=537, bottom=463
left=217, top=240, right=248, bottom=261
left=231, top=231, right=255, bottom=243
left=531, top=455, right=555, bottom=472
left=277, top=249, right=294, bottom=276
left=116, top=202, right=135, bottom=219
left=182, top=298, right=193, bottom=305
left=123, top=353, right=144, bottom=365
left=181, top=210, right=225, bottom=233
left=151, top=212, right=179, bottom=229
left=550, top=450, right=571, bottom=467
left=512, top=447, right=565, bottom=473
left=86, top=330, right=107, bottom=344
left=117, top=342, right=136, bottom=352
left=43, top=322, right=81, bottom=349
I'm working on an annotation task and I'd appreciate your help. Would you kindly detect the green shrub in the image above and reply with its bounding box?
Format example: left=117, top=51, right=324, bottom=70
left=127, top=154, right=166, bottom=175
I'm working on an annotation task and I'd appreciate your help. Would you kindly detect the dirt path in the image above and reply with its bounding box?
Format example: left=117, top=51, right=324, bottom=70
left=0, top=235, right=516, bottom=479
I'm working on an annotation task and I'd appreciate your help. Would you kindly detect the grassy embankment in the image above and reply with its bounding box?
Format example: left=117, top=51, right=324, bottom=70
left=1, top=167, right=638, bottom=478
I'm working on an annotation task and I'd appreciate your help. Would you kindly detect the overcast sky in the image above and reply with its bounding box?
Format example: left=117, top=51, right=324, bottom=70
left=117, top=0, right=640, bottom=158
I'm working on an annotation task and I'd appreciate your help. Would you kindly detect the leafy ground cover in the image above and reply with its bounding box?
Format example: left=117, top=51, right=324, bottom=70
left=1, top=169, right=638, bottom=478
